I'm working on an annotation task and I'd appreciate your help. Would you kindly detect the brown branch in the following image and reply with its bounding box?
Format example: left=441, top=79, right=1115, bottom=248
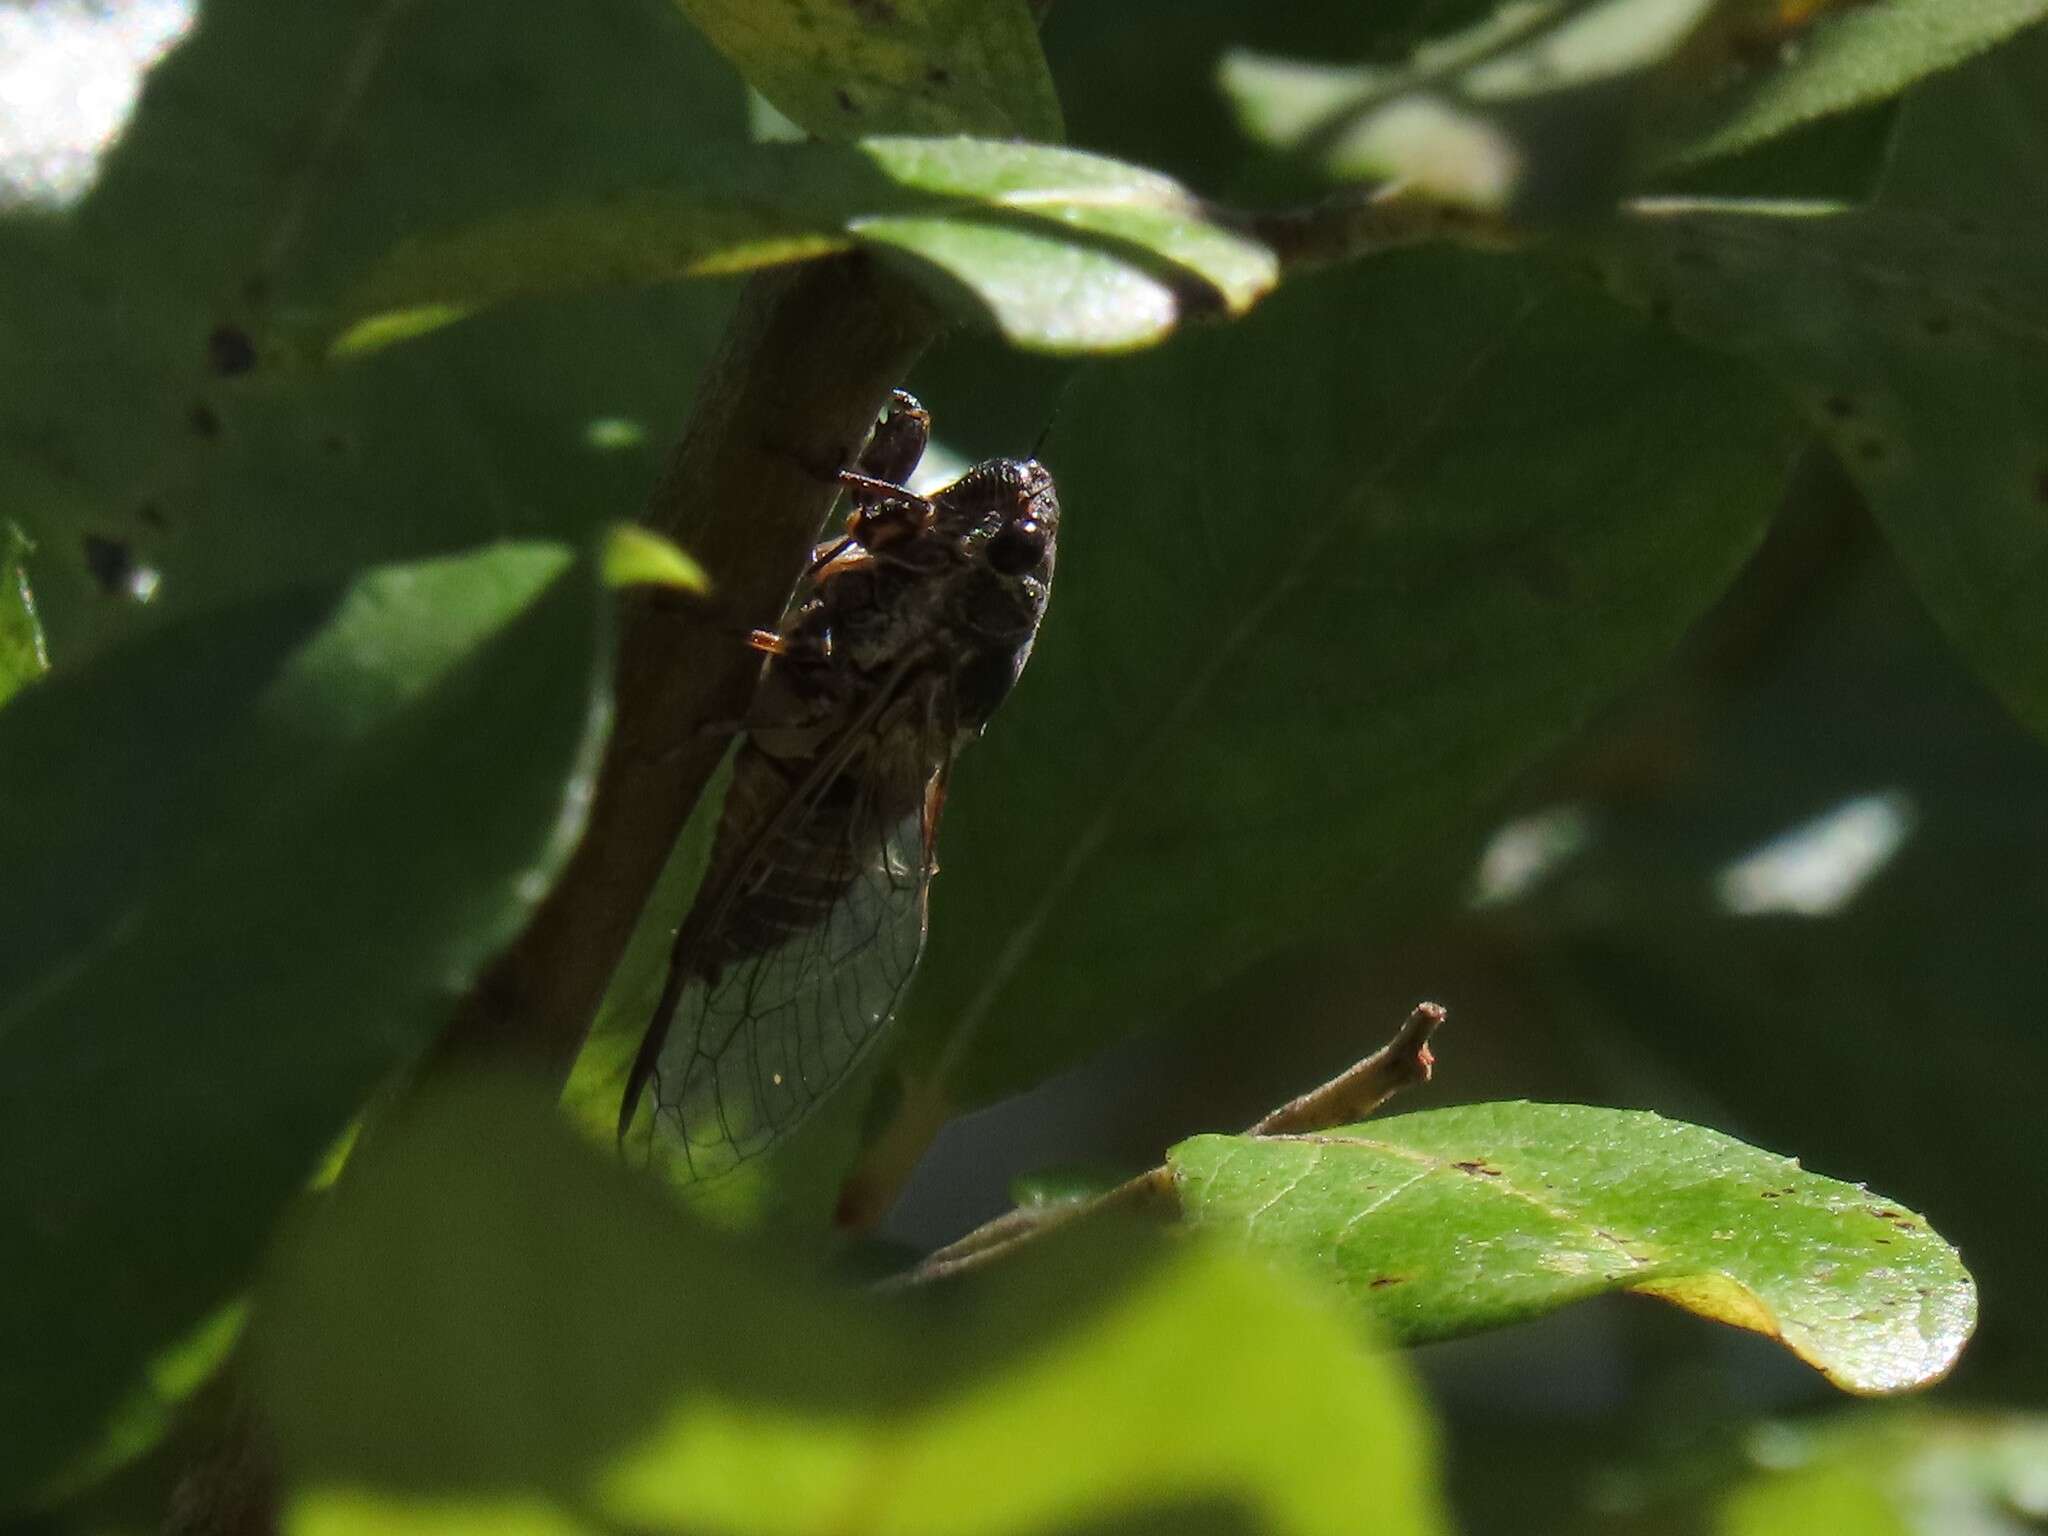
left=1247, top=1000, right=1442, bottom=1135
left=425, top=256, right=941, bottom=1085
left=890, top=1003, right=1446, bottom=1289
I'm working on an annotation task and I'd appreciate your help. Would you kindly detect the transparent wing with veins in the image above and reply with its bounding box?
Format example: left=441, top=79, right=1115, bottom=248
left=623, top=702, right=949, bottom=1183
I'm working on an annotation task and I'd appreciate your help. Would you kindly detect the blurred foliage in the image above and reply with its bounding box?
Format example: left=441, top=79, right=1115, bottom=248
left=252, top=1083, right=1447, bottom=1536
left=3, top=0, right=2045, bottom=1532
left=0, top=546, right=608, bottom=1495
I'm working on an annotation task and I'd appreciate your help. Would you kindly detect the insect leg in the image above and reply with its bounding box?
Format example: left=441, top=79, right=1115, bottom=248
left=832, top=392, right=936, bottom=551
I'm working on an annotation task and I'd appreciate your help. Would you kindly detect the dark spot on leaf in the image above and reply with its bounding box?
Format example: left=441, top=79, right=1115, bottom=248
left=1871, top=1207, right=1903, bottom=1219
left=241, top=272, right=270, bottom=306
left=1368, top=1275, right=1408, bottom=1289
left=137, top=501, right=167, bottom=529
left=2033, top=469, right=2048, bottom=505
left=1875, top=1237, right=1892, bottom=1245
left=1857, top=437, right=1886, bottom=464
left=847, top=0, right=897, bottom=21
left=205, top=324, right=257, bottom=377
left=1648, top=295, right=1674, bottom=325
left=82, top=534, right=141, bottom=597
left=1953, top=215, right=1981, bottom=237
left=1452, top=1160, right=1501, bottom=1177
left=926, top=65, right=952, bottom=86
left=1760, top=1190, right=1782, bottom=1199
left=834, top=87, right=858, bottom=114
left=188, top=401, right=220, bottom=439
left=1822, top=393, right=1855, bottom=419
left=1922, top=313, right=1953, bottom=337
left=1672, top=246, right=1715, bottom=270
left=320, top=431, right=351, bottom=457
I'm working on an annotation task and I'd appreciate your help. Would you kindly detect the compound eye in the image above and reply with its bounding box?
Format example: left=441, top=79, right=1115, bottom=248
left=985, top=518, right=1047, bottom=576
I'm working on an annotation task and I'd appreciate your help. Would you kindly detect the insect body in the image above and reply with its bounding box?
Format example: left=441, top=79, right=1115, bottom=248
left=619, top=393, right=1058, bottom=1179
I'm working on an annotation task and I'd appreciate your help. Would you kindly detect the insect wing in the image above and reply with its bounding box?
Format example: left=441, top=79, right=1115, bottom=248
left=629, top=751, right=943, bottom=1182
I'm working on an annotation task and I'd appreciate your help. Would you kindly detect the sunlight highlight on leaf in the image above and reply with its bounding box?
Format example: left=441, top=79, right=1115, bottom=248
left=1715, top=791, right=1914, bottom=919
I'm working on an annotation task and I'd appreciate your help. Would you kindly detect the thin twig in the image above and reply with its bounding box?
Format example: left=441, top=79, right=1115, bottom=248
left=889, top=1002, right=1446, bottom=1289
left=1230, top=184, right=1522, bottom=274
left=1248, top=1000, right=1442, bottom=1136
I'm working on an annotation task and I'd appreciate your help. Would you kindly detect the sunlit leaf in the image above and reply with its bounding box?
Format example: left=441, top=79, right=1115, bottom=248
left=600, top=525, right=710, bottom=593
left=1221, top=0, right=2048, bottom=212
left=0, top=523, right=47, bottom=703
left=1221, top=0, right=1725, bottom=217
left=326, top=140, right=1278, bottom=358
left=1169, top=1103, right=1975, bottom=1394
left=255, top=1083, right=1449, bottom=1536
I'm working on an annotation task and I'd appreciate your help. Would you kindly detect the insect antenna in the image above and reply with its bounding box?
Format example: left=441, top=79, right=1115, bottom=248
left=1029, top=362, right=1092, bottom=461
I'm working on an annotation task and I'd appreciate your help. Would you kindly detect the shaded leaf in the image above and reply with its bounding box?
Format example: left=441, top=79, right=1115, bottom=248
left=0, top=0, right=744, bottom=669
left=326, top=139, right=1278, bottom=358
left=1169, top=1103, right=1975, bottom=1394
left=0, top=545, right=608, bottom=1502
left=254, top=1082, right=1449, bottom=1536
left=1591, top=194, right=2048, bottom=741
left=675, top=0, right=1062, bottom=142
left=872, top=254, right=1798, bottom=1161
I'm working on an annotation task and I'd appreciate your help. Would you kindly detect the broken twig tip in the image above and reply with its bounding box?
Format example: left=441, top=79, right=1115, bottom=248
left=1407, top=1001, right=1446, bottom=1078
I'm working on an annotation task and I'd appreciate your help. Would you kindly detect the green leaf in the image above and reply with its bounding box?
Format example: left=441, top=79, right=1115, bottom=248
left=877, top=254, right=1799, bottom=1153
left=1716, top=1412, right=2048, bottom=1536
left=1721, top=1466, right=1909, bottom=1536
left=0, top=0, right=745, bottom=669
left=600, top=524, right=711, bottom=593
left=326, top=140, right=1278, bottom=358
left=0, top=544, right=609, bottom=1502
left=1221, top=0, right=1726, bottom=217
left=253, top=1082, right=1450, bottom=1536
left=674, top=0, right=1062, bottom=142
left=1219, top=0, right=2048, bottom=210
left=1168, top=1103, right=1976, bottom=1394
left=0, top=523, right=48, bottom=704
left=1669, top=0, right=2048, bottom=168
left=1590, top=194, right=2048, bottom=741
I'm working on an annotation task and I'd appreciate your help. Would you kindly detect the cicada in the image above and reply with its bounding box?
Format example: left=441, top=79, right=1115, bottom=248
left=618, top=392, right=1059, bottom=1179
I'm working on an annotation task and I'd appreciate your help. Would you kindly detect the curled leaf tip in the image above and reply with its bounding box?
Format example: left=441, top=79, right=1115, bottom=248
left=602, top=524, right=711, bottom=594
